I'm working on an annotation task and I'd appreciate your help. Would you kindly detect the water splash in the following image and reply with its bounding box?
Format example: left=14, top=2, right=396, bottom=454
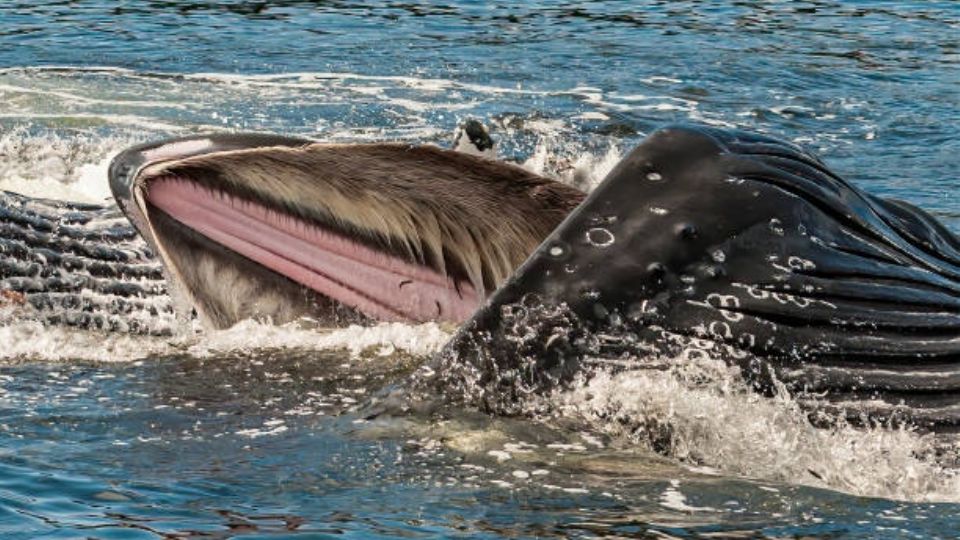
left=0, top=318, right=451, bottom=364
left=521, top=135, right=623, bottom=192
left=548, top=350, right=960, bottom=503
left=184, top=319, right=452, bottom=359
left=0, top=126, right=143, bottom=203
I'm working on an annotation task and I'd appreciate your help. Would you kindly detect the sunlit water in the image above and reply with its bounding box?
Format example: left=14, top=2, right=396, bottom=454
left=1, top=1, right=959, bottom=537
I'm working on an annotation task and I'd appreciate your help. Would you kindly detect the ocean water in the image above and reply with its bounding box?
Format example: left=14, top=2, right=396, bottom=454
left=1, top=1, right=959, bottom=538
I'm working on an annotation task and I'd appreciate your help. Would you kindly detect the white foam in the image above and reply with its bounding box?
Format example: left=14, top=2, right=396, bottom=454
left=660, top=481, right=718, bottom=512
left=0, top=113, right=190, bottom=132
left=686, top=109, right=738, bottom=128
left=187, top=70, right=553, bottom=97
left=550, top=353, right=960, bottom=503
left=0, top=317, right=451, bottom=364
left=388, top=98, right=478, bottom=113
left=643, top=76, right=684, bottom=84
left=71, top=154, right=116, bottom=202
left=573, top=112, right=610, bottom=121
left=521, top=137, right=623, bottom=192
left=0, top=320, right=180, bottom=363
left=184, top=319, right=451, bottom=359
left=0, top=83, right=187, bottom=109
left=0, top=127, right=142, bottom=203
left=0, top=66, right=700, bottom=127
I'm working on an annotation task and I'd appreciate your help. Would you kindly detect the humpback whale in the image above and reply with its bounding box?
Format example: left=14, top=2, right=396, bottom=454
left=0, top=122, right=527, bottom=334
left=427, top=125, right=960, bottom=429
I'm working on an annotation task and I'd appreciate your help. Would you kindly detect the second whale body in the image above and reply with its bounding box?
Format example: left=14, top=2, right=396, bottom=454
left=0, top=190, right=172, bottom=334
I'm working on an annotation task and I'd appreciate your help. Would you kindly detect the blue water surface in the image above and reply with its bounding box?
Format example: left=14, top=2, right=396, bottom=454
left=1, top=1, right=959, bottom=538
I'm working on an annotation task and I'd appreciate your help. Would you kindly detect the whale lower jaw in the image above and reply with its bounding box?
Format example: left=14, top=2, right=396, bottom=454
left=142, top=175, right=479, bottom=327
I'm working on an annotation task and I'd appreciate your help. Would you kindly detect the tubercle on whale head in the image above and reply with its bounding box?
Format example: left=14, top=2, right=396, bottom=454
left=109, top=132, right=586, bottom=330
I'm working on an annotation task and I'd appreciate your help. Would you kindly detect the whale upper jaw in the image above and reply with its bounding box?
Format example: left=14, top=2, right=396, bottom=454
left=109, top=133, right=583, bottom=330
left=109, top=133, right=313, bottom=210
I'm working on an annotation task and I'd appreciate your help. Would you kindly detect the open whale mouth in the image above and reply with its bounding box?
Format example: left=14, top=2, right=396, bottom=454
left=144, top=174, right=479, bottom=323
left=109, top=134, right=582, bottom=329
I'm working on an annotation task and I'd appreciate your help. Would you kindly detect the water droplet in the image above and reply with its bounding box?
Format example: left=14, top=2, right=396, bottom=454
left=581, top=288, right=601, bottom=300
left=627, top=300, right=660, bottom=322
left=676, top=223, right=698, bottom=240
left=768, top=218, right=785, bottom=236
left=588, top=214, right=619, bottom=226
left=649, top=206, right=669, bottom=216
left=563, top=263, right=578, bottom=274
left=585, top=227, right=615, bottom=248
left=646, top=262, right=666, bottom=281
left=788, top=256, right=816, bottom=271
left=646, top=171, right=663, bottom=181
left=546, top=241, right=569, bottom=259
